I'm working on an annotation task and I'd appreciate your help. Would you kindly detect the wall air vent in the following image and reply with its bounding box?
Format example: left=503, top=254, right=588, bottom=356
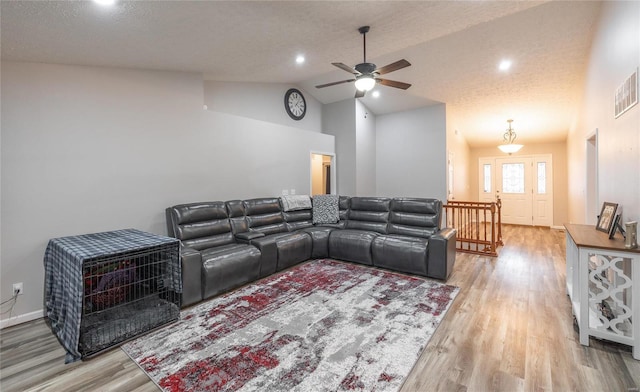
left=614, top=68, right=638, bottom=118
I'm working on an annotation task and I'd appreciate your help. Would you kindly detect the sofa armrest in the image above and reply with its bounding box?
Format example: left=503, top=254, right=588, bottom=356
left=235, top=231, right=266, bottom=244
left=180, top=247, right=203, bottom=307
left=427, top=228, right=457, bottom=280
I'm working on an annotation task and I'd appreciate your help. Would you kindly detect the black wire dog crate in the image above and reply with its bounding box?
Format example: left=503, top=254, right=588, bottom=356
left=79, top=244, right=180, bottom=357
left=44, top=229, right=181, bottom=362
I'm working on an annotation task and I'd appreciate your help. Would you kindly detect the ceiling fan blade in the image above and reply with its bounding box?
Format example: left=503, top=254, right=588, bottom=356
left=315, top=79, right=356, bottom=89
left=332, top=62, right=360, bottom=75
left=376, top=78, right=412, bottom=90
left=354, top=89, right=366, bottom=99
left=375, top=59, right=411, bottom=75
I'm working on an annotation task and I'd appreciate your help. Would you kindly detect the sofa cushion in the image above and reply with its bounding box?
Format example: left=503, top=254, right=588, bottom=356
left=283, top=209, right=313, bottom=231
left=350, top=197, right=391, bottom=212
left=167, top=201, right=235, bottom=251
left=243, top=198, right=287, bottom=235
left=328, top=229, right=378, bottom=265
left=181, top=232, right=235, bottom=252
left=246, top=212, right=287, bottom=235
left=171, top=201, right=228, bottom=225
left=200, top=243, right=261, bottom=299
left=178, top=219, right=231, bottom=242
left=388, top=198, right=441, bottom=238
left=275, top=232, right=312, bottom=271
left=312, top=194, right=339, bottom=224
left=226, top=200, right=248, bottom=234
left=338, top=196, right=351, bottom=221
left=250, top=232, right=311, bottom=277
left=372, top=235, right=428, bottom=276
left=243, top=198, right=282, bottom=215
left=346, top=197, right=391, bottom=234
left=300, top=226, right=335, bottom=259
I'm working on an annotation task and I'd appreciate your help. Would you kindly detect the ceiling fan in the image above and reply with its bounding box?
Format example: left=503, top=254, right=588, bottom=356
left=315, top=26, right=412, bottom=98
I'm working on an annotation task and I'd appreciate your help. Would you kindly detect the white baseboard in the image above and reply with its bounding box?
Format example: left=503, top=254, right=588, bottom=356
left=551, top=225, right=565, bottom=230
left=0, top=309, right=44, bottom=329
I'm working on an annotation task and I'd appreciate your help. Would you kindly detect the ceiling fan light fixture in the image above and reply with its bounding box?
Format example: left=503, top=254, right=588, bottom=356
left=497, top=119, right=523, bottom=154
left=355, top=75, right=376, bottom=91
left=315, top=26, right=411, bottom=94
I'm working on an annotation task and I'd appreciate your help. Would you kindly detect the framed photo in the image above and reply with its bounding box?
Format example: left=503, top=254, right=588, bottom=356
left=596, top=202, right=618, bottom=233
left=608, top=214, right=625, bottom=239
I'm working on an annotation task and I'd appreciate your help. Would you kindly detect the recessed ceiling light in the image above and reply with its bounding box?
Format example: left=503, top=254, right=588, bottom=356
left=93, top=0, right=116, bottom=6
left=295, top=55, right=305, bottom=64
left=499, top=59, right=512, bottom=71
left=372, top=91, right=380, bottom=98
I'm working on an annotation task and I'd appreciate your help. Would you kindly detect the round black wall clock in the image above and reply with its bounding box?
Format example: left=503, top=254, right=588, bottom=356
left=284, top=88, right=306, bottom=120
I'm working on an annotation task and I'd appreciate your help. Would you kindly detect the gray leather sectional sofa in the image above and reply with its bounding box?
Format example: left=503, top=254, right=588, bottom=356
left=166, top=196, right=456, bottom=307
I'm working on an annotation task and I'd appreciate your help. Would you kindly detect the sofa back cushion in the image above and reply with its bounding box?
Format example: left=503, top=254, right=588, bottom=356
left=283, top=209, right=313, bottom=231
left=346, top=197, right=391, bottom=234
left=388, top=198, right=442, bottom=238
left=166, top=201, right=234, bottom=251
left=225, top=200, right=247, bottom=234
left=281, top=196, right=313, bottom=231
left=338, top=196, right=351, bottom=221
left=243, top=198, right=287, bottom=235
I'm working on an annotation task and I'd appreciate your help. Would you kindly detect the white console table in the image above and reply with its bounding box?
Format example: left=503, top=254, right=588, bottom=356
left=565, top=223, right=640, bottom=360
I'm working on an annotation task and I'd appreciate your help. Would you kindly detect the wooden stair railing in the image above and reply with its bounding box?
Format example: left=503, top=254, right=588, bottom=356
left=444, top=198, right=503, bottom=256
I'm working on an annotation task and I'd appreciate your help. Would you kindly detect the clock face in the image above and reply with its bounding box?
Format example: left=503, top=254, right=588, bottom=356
left=285, top=88, right=306, bottom=120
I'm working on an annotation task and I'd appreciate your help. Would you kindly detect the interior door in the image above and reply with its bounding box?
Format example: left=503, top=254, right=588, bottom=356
left=496, top=157, right=533, bottom=225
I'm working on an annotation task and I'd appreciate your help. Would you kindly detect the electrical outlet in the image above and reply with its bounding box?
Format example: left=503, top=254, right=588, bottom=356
left=290, top=189, right=296, bottom=195
left=282, top=189, right=289, bottom=196
left=13, top=282, right=23, bottom=296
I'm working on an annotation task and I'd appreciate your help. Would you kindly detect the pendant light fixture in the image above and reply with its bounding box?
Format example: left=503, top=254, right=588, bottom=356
left=497, top=119, right=523, bottom=154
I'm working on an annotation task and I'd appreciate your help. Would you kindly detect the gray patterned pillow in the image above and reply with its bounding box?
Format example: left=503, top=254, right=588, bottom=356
left=312, top=195, right=339, bottom=224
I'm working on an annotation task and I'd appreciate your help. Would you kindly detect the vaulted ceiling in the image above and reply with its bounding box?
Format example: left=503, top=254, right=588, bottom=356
left=1, top=1, right=602, bottom=147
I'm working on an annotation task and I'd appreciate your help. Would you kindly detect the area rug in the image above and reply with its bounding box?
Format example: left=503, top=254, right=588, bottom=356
left=122, top=259, right=459, bottom=392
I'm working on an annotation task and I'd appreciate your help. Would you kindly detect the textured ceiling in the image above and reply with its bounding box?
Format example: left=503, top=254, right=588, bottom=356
left=1, top=1, right=602, bottom=147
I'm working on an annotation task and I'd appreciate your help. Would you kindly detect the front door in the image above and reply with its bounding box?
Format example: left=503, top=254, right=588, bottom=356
left=496, top=157, right=533, bottom=225
left=479, top=154, right=553, bottom=226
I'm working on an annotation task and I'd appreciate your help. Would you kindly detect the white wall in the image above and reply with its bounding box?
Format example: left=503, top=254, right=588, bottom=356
left=0, top=62, right=334, bottom=322
left=322, top=99, right=356, bottom=195
left=568, top=1, right=640, bottom=224
left=376, top=104, right=447, bottom=201
left=445, top=106, right=472, bottom=201
left=355, top=100, right=376, bottom=195
left=204, top=81, right=323, bottom=133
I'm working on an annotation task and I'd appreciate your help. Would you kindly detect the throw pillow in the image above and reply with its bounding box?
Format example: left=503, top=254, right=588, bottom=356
left=312, top=195, right=339, bottom=224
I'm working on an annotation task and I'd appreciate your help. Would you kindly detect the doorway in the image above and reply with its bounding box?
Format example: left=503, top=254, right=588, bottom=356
left=586, top=131, right=598, bottom=225
left=479, top=154, right=553, bottom=226
left=311, top=153, right=335, bottom=195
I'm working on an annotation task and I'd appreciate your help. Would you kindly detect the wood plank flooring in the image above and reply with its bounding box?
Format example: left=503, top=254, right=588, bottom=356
left=2, top=225, right=639, bottom=391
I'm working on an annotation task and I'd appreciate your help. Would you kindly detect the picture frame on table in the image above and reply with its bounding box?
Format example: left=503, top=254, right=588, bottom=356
left=608, top=214, right=625, bottom=239
left=596, top=202, right=618, bottom=233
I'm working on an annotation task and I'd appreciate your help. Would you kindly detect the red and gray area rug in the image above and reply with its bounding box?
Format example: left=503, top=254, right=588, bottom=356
left=122, top=259, right=459, bottom=391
